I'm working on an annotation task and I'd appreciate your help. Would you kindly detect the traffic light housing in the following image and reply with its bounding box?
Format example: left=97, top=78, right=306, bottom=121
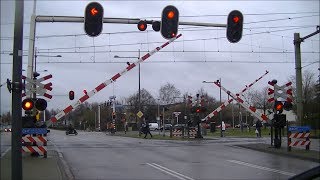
left=138, top=20, right=147, bottom=31
left=274, top=101, right=284, bottom=114
left=226, top=10, right=243, bottom=43
left=22, top=115, right=36, bottom=128
left=35, top=98, right=47, bottom=111
left=152, top=21, right=160, bottom=32
left=112, top=112, right=116, bottom=119
left=274, top=114, right=286, bottom=128
left=84, top=2, right=104, bottom=37
left=69, top=90, right=75, bottom=100
left=22, top=98, right=47, bottom=112
left=283, top=101, right=293, bottom=111
left=161, top=5, right=179, bottom=39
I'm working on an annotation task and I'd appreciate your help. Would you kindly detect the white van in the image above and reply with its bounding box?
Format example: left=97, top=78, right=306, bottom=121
left=149, top=123, right=159, bottom=131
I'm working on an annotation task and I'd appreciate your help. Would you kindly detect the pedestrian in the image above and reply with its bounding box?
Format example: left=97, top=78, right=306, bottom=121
left=255, top=120, right=262, bottom=138
left=144, top=121, right=153, bottom=138
left=221, top=121, right=226, bottom=137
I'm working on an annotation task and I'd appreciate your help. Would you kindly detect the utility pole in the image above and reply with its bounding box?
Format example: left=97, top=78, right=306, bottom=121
left=293, top=27, right=320, bottom=125
left=11, top=1, right=24, bottom=179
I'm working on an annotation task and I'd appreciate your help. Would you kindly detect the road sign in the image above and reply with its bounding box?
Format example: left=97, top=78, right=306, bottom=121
left=22, top=74, right=53, bottom=99
left=137, top=111, right=144, bottom=118
left=268, top=81, right=293, bottom=103
left=22, top=128, right=47, bottom=135
left=288, top=126, right=310, bottom=132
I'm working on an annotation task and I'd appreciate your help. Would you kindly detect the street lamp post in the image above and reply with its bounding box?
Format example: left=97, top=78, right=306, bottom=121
left=203, top=79, right=223, bottom=137
left=114, top=49, right=141, bottom=122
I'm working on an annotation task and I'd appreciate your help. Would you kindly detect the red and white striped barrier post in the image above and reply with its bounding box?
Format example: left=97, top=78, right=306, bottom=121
left=288, top=130, right=310, bottom=152
left=21, top=135, right=48, bottom=158
left=47, top=34, right=182, bottom=127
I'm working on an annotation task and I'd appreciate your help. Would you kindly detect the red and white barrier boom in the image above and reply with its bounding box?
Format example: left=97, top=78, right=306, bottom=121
left=203, top=71, right=269, bottom=122
left=213, top=80, right=269, bottom=123
left=47, top=34, right=182, bottom=126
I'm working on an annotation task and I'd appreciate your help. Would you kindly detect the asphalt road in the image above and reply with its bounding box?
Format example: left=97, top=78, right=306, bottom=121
left=46, top=130, right=319, bottom=180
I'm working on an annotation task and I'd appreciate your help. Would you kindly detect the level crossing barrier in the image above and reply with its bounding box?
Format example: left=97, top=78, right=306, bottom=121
left=287, top=126, right=311, bottom=152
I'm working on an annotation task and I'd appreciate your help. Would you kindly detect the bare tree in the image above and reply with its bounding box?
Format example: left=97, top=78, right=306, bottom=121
left=159, top=82, right=181, bottom=104
left=126, top=88, right=157, bottom=121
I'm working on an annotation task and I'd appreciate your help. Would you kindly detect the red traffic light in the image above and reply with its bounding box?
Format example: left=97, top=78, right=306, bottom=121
left=226, top=10, right=243, bottom=43
left=161, top=5, right=179, bottom=40
left=22, top=98, right=34, bottom=111
left=137, top=21, right=147, bottom=31
left=167, top=11, right=175, bottom=19
left=196, top=108, right=201, bottom=113
left=90, top=7, right=99, bottom=16
left=84, top=2, right=104, bottom=37
left=274, top=101, right=284, bottom=114
left=233, top=16, right=240, bottom=23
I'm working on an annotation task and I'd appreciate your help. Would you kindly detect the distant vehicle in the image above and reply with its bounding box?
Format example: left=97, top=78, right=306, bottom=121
left=66, top=129, right=78, bottom=135
left=235, top=123, right=249, bottom=128
left=4, top=126, right=12, bottom=132
left=216, top=123, right=231, bottom=129
left=173, top=124, right=186, bottom=129
left=148, top=123, right=159, bottom=131
left=160, top=124, right=172, bottom=131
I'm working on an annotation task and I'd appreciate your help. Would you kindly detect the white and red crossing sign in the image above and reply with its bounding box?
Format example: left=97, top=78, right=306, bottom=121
left=46, top=34, right=182, bottom=127
left=173, top=112, right=181, bottom=117
left=267, top=81, right=293, bottom=103
left=203, top=71, right=269, bottom=123
left=22, top=74, right=53, bottom=99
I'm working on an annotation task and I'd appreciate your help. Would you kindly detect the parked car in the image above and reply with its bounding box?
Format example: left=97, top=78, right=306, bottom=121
left=216, top=123, right=231, bottom=129
left=160, top=124, right=172, bottom=131
left=148, top=123, right=159, bottom=131
left=235, top=123, right=249, bottom=128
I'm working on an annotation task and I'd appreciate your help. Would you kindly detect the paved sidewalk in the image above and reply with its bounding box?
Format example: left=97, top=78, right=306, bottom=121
left=0, top=150, right=73, bottom=180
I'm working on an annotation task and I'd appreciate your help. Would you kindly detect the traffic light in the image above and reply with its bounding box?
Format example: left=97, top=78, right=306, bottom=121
left=274, top=114, right=286, bottom=128
left=69, top=90, right=75, bottom=100
left=274, top=101, right=283, bottom=114
left=283, top=101, right=293, bottom=111
left=137, top=20, right=147, bottom=31
left=22, top=115, right=36, bottom=128
left=35, top=98, right=47, bottom=111
left=161, top=5, right=179, bottom=39
left=84, top=2, right=104, bottom=37
left=22, top=98, right=47, bottom=111
left=22, top=98, right=34, bottom=111
left=226, top=10, right=243, bottom=43
left=152, top=21, right=160, bottom=32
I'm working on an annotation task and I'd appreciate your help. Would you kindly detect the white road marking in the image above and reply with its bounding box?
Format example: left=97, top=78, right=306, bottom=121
left=146, top=163, right=195, bottom=180
left=227, top=160, right=296, bottom=176
left=1, top=147, right=11, bottom=158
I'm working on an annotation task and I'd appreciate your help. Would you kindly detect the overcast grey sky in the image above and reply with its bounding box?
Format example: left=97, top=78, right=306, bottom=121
left=1, top=0, right=319, bottom=115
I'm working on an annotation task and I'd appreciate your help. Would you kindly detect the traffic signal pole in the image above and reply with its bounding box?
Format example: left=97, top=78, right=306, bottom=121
left=11, top=1, right=24, bottom=179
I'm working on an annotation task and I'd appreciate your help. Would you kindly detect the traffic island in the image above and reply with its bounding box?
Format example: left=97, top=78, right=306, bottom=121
left=234, top=143, right=320, bottom=163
